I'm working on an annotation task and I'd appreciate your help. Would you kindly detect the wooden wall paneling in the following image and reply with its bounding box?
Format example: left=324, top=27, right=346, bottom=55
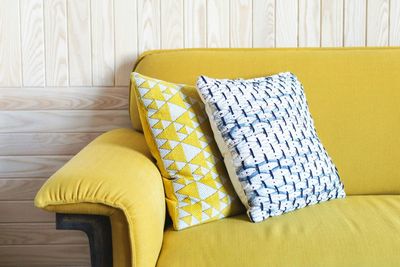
left=207, top=0, right=230, bottom=47
left=161, top=0, right=184, bottom=49
left=253, top=0, right=275, bottom=48
left=68, top=0, right=92, bottom=86
left=138, top=0, right=161, bottom=54
left=0, top=201, right=54, bottom=223
left=230, top=0, right=253, bottom=47
left=0, top=179, right=46, bottom=200
left=20, top=0, right=45, bottom=86
left=0, top=110, right=131, bottom=133
left=299, top=0, right=321, bottom=47
left=321, top=0, right=344, bottom=47
left=276, top=0, right=299, bottom=47
left=390, top=0, right=400, bottom=45
left=0, top=156, right=72, bottom=178
left=115, top=0, right=138, bottom=86
left=0, top=87, right=129, bottom=110
left=0, top=244, right=90, bottom=267
left=367, top=0, right=389, bottom=46
left=0, top=223, right=87, bottom=245
left=91, top=0, right=115, bottom=86
left=0, top=133, right=101, bottom=156
left=0, top=0, right=21, bottom=87
left=44, top=0, right=69, bottom=86
left=344, top=0, right=367, bottom=46
left=184, top=0, right=207, bottom=48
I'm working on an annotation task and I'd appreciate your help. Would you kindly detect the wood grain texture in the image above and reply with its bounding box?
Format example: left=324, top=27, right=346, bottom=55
left=0, top=156, right=72, bottom=178
left=115, top=0, right=138, bottom=86
left=0, top=244, right=90, bottom=266
left=344, top=0, right=367, bottom=46
left=44, top=0, right=68, bottom=86
left=231, top=0, right=253, bottom=47
left=0, top=0, right=21, bottom=87
left=0, top=223, right=87, bottom=245
left=367, top=0, right=389, bottom=46
left=253, top=0, right=275, bottom=48
left=0, top=87, right=129, bottom=110
left=0, top=133, right=100, bottom=156
left=161, top=0, right=184, bottom=49
left=138, top=0, right=161, bottom=53
left=276, top=0, right=298, bottom=47
left=20, top=0, right=45, bottom=86
left=299, top=0, right=321, bottom=47
left=68, top=0, right=92, bottom=86
left=390, top=0, right=400, bottom=45
left=91, top=0, right=115, bottom=86
left=0, top=201, right=54, bottom=223
left=0, top=179, right=46, bottom=200
left=0, top=110, right=130, bottom=133
left=184, top=0, right=206, bottom=48
left=321, top=0, right=344, bottom=47
left=207, top=0, right=230, bottom=47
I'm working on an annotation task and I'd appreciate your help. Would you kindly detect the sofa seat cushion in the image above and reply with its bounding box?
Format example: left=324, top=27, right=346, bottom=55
left=157, top=195, right=400, bottom=267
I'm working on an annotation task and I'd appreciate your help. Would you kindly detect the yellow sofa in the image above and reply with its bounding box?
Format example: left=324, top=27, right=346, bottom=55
left=35, top=48, right=400, bottom=267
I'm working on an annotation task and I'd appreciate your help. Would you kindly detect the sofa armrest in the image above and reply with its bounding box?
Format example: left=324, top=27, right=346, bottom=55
left=35, top=128, right=165, bottom=267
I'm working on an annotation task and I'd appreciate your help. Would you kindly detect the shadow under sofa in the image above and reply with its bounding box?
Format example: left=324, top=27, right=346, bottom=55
left=35, top=48, right=400, bottom=267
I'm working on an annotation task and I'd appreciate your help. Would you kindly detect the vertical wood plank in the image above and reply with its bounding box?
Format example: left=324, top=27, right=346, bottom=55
left=253, top=0, right=275, bottom=48
left=138, top=0, right=161, bottom=54
left=344, top=0, right=367, bottom=46
left=91, top=0, right=115, bottom=86
left=161, top=0, right=184, bottom=49
left=0, top=0, right=22, bottom=87
left=299, top=0, right=321, bottom=47
left=44, top=0, right=68, bottom=86
left=67, top=0, right=91, bottom=86
left=230, top=0, right=252, bottom=47
left=276, top=0, right=298, bottom=47
left=184, top=0, right=206, bottom=48
left=321, top=0, right=344, bottom=47
left=390, top=0, right=400, bottom=45
left=367, top=0, right=389, bottom=46
left=115, top=0, right=138, bottom=86
left=20, top=0, right=45, bottom=87
left=207, top=0, right=230, bottom=47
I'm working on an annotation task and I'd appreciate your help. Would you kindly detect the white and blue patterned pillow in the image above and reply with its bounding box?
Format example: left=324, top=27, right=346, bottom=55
left=196, top=72, right=346, bottom=223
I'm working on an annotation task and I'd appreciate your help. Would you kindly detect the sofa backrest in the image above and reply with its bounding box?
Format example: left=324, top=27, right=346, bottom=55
left=132, top=48, right=400, bottom=196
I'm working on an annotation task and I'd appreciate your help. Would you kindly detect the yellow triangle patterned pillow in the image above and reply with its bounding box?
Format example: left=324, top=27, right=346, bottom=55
left=131, top=72, right=242, bottom=230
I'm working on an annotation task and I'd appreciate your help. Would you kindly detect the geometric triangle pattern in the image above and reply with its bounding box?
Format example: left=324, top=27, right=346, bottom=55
left=131, top=72, right=242, bottom=230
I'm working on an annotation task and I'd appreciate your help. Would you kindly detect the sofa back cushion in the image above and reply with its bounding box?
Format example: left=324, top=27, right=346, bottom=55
left=131, top=48, right=400, bottom=196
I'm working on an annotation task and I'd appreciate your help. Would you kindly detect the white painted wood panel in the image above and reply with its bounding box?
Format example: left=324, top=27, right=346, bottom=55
left=161, top=0, right=184, bottom=49
left=344, top=0, right=367, bottom=46
left=367, top=0, right=389, bottom=46
left=253, top=0, right=275, bottom=48
left=184, top=0, right=206, bottom=48
left=231, top=0, right=253, bottom=48
left=115, top=0, right=138, bottom=86
left=276, top=0, right=298, bottom=47
left=299, top=0, right=321, bottom=47
left=207, top=0, right=230, bottom=47
left=321, top=0, right=344, bottom=47
left=67, top=0, right=92, bottom=86
left=20, top=0, right=45, bottom=86
left=44, top=0, right=68, bottom=86
left=0, top=0, right=21, bottom=87
left=138, top=0, right=161, bottom=53
left=91, top=0, right=115, bottom=86
left=390, top=0, right=400, bottom=45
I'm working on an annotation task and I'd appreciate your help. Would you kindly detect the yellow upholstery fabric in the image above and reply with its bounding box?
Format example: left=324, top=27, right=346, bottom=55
left=34, top=128, right=165, bottom=267
left=131, top=72, right=242, bottom=230
left=158, top=195, right=400, bottom=267
left=131, top=48, right=400, bottom=195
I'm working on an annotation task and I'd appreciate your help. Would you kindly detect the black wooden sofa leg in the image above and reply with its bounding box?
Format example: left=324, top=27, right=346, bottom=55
left=56, top=213, right=113, bottom=267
